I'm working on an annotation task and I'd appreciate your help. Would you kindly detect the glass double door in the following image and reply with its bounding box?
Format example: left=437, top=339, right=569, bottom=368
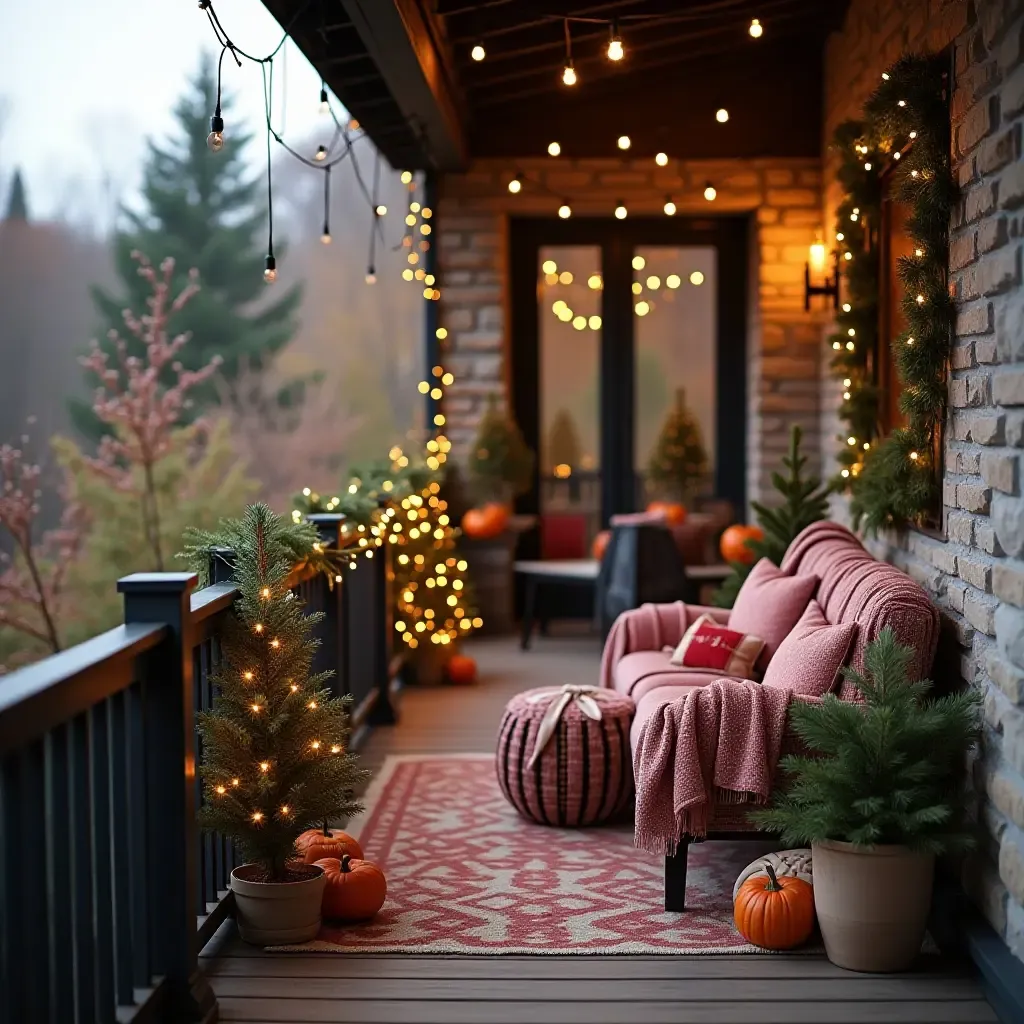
left=510, top=217, right=748, bottom=562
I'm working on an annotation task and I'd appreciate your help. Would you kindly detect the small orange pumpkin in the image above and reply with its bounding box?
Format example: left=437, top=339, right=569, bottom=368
left=646, top=500, right=687, bottom=526
left=295, top=824, right=363, bottom=865
left=461, top=502, right=509, bottom=539
left=719, top=524, right=764, bottom=564
left=591, top=529, right=612, bottom=562
left=316, top=854, right=387, bottom=921
left=734, top=863, right=814, bottom=950
left=446, top=654, right=478, bottom=685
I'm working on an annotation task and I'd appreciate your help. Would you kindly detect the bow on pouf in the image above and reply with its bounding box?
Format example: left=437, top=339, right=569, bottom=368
left=525, top=685, right=610, bottom=769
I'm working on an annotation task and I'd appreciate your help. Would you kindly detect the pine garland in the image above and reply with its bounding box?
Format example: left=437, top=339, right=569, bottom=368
left=830, top=54, right=957, bottom=533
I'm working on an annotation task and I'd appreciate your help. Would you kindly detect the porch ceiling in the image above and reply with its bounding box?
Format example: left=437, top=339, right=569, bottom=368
left=262, top=0, right=850, bottom=171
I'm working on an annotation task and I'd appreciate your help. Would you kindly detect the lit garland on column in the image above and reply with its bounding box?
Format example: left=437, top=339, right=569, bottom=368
left=831, top=54, right=956, bottom=534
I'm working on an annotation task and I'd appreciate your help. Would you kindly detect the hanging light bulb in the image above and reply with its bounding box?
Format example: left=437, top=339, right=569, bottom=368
left=663, top=197, right=677, bottom=216
left=401, top=170, right=413, bottom=184
left=655, top=152, right=669, bottom=166
left=314, top=145, right=327, bottom=162
left=365, top=266, right=377, bottom=284
left=548, top=141, right=561, bottom=156
left=703, top=182, right=717, bottom=201
left=319, top=86, right=329, bottom=115
left=471, top=42, right=486, bottom=61
left=375, top=204, right=387, bottom=216
left=749, top=18, right=763, bottom=38
left=716, top=108, right=730, bottom=123
left=508, top=174, right=523, bottom=194
left=607, top=22, right=624, bottom=61
left=321, top=228, right=331, bottom=245
left=617, top=135, right=631, bottom=150
left=614, top=201, right=627, bottom=220
left=263, top=255, right=277, bottom=284
left=207, top=113, right=225, bottom=153
left=562, top=62, right=577, bottom=86
left=558, top=202, right=572, bottom=219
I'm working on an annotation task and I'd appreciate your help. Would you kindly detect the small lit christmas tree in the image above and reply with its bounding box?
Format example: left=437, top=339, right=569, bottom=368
left=195, top=503, right=368, bottom=881
left=646, top=388, right=709, bottom=502
left=547, top=409, right=582, bottom=472
left=466, top=394, right=534, bottom=504
left=714, top=425, right=831, bottom=607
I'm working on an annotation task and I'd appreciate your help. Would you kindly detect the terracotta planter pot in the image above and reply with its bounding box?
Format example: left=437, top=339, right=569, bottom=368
left=811, top=840, right=934, bottom=972
left=230, top=863, right=326, bottom=945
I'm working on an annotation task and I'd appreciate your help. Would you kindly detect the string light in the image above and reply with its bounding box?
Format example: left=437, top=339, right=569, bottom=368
left=614, top=201, right=628, bottom=220
left=311, top=740, right=321, bottom=750
left=263, top=255, right=277, bottom=284
left=314, top=145, right=327, bottom=162
left=215, top=785, right=226, bottom=795
left=749, top=18, right=763, bottom=38
left=319, top=85, right=329, bottom=115
left=558, top=202, right=572, bottom=219
left=562, top=19, right=577, bottom=85
left=547, top=141, right=561, bottom=156
left=252, top=811, right=263, bottom=823
left=663, top=197, right=677, bottom=216
left=655, top=152, right=668, bottom=166
left=563, top=63, right=577, bottom=86
left=617, top=135, right=631, bottom=150
left=471, top=43, right=486, bottom=61
left=607, top=22, right=624, bottom=61
left=909, top=451, right=919, bottom=461
left=508, top=174, right=523, bottom=194
left=232, top=778, right=240, bottom=787
left=716, top=108, right=730, bottom=123
left=703, top=182, right=717, bottom=201
left=260, top=761, right=270, bottom=772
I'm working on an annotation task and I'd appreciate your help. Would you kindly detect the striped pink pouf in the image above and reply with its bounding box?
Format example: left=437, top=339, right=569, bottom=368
left=496, top=685, right=635, bottom=827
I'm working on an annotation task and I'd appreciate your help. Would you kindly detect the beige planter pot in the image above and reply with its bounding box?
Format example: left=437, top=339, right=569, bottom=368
left=230, top=864, right=325, bottom=945
left=812, top=840, right=934, bottom=972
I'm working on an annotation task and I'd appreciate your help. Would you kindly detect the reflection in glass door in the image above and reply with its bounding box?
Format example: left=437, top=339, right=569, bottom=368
left=537, top=246, right=602, bottom=559
left=632, top=246, right=717, bottom=506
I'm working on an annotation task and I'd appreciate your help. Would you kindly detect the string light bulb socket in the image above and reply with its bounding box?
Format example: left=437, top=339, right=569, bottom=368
left=562, top=62, right=577, bottom=86
left=314, top=145, right=327, bottom=163
left=263, top=254, right=277, bottom=284
left=319, top=86, right=329, bottom=115
left=749, top=18, right=763, bottom=38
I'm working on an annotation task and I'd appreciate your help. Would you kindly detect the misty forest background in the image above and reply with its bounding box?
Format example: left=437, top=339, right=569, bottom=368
left=0, top=55, right=424, bottom=667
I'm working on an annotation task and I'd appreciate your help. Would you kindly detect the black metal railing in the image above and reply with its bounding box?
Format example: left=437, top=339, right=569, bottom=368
left=0, top=512, right=394, bottom=1023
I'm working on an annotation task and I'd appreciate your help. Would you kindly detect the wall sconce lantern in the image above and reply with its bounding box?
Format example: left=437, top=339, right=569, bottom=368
left=804, top=237, right=840, bottom=311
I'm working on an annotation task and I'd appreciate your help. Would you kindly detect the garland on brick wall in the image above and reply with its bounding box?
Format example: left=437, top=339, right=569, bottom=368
left=830, top=54, right=958, bottom=534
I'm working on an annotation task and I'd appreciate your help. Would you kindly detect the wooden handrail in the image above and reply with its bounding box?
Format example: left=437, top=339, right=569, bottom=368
left=0, top=622, right=167, bottom=756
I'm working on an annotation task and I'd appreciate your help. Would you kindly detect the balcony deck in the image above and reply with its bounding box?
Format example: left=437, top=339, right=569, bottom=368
left=199, top=633, right=997, bottom=1024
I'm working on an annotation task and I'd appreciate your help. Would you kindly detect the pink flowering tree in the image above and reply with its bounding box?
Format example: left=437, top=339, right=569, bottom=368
left=0, top=427, right=86, bottom=657
left=81, top=251, right=222, bottom=570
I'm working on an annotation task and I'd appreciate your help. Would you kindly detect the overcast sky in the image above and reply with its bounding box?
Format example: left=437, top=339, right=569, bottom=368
left=0, top=0, right=336, bottom=229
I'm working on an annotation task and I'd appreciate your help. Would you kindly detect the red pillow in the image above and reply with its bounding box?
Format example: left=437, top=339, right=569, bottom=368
left=762, top=600, right=857, bottom=697
left=729, top=559, right=819, bottom=673
left=669, top=614, right=765, bottom=679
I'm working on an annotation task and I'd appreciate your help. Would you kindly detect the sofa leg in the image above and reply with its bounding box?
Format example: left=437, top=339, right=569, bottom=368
left=665, top=837, right=690, bottom=912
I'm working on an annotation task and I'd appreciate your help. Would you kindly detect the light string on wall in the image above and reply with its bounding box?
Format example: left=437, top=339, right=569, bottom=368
left=197, top=0, right=424, bottom=293
left=828, top=53, right=956, bottom=534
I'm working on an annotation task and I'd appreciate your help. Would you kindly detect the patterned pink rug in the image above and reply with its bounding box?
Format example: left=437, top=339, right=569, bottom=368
left=271, top=754, right=783, bottom=954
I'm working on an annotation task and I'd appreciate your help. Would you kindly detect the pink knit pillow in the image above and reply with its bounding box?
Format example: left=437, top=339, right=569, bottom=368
left=729, top=559, right=819, bottom=672
left=763, top=600, right=857, bottom=697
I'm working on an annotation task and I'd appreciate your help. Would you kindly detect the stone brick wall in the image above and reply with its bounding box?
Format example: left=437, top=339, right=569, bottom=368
left=435, top=157, right=827, bottom=508
left=823, top=0, right=1024, bottom=963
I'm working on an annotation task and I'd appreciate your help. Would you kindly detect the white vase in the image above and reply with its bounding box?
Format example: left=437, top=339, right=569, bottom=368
left=811, top=840, right=934, bottom=972
left=230, top=863, right=325, bottom=945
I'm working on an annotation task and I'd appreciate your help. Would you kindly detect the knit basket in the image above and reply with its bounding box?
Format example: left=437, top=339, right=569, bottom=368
left=496, top=685, right=635, bottom=827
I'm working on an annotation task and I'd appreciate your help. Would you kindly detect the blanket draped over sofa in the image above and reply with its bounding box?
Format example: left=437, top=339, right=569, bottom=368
left=632, top=678, right=793, bottom=854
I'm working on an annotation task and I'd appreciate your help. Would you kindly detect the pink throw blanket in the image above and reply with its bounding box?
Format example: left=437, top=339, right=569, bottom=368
left=633, top=679, right=792, bottom=854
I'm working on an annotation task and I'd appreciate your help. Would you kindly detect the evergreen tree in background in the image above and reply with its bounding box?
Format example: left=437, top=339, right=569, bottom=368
left=547, top=409, right=582, bottom=471
left=4, top=169, right=28, bottom=221
left=714, top=425, right=831, bottom=607
left=466, top=395, right=535, bottom=503
left=646, top=388, right=708, bottom=502
left=73, top=52, right=301, bottom=440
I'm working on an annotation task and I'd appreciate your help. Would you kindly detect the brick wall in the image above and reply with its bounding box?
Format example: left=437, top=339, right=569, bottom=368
left=435, top=157, right=827, bottom=508
left=823, top=0, right=1024, bottom=962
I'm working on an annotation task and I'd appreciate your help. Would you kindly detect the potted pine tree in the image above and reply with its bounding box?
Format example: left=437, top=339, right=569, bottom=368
left=754, top=629, right=981, bottom=972
left=195, top=503, right=368, bottom=944
left=645, top=387, right=709, bottom=508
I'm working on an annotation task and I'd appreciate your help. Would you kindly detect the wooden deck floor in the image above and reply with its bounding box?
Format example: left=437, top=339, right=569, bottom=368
left=200, top=631, right=998, bottom=1024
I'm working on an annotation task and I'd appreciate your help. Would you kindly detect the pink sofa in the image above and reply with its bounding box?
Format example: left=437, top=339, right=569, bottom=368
left=601, top=520, right=940, bottom=910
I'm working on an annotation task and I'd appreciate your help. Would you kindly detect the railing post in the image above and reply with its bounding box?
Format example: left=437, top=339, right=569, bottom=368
left=305, top=514, right=344, bottom=699
left=117, top=572, right=216, bottom=1023
left=368, top=517, right=398, bottom=726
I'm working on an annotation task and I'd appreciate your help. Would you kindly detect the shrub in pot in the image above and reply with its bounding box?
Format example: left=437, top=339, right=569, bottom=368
left=753, top=628, right=980, bottom=972
left=465, top=393, right=534, bottom=510
left=194, top=503, right=369, bottom=945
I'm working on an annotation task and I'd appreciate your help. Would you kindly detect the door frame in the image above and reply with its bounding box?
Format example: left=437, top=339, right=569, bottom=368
left=508, top=214, right=750, bottom=554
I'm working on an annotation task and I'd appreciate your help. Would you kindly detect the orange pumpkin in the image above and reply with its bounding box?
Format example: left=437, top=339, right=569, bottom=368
left=734, top=863, right=815, bottom=950
left=461, top=502, right=509, bottom=540
left=316, top=854, right=387, bottom=921
left=446, top=654, right=478, bottom=685
left=295, top=825, right=363, bottom=865
left=591, top=529, right=612, bottom=562
left=719, top=524, right=764, bottom=564
left=646, top=500, right=687, bottom=526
